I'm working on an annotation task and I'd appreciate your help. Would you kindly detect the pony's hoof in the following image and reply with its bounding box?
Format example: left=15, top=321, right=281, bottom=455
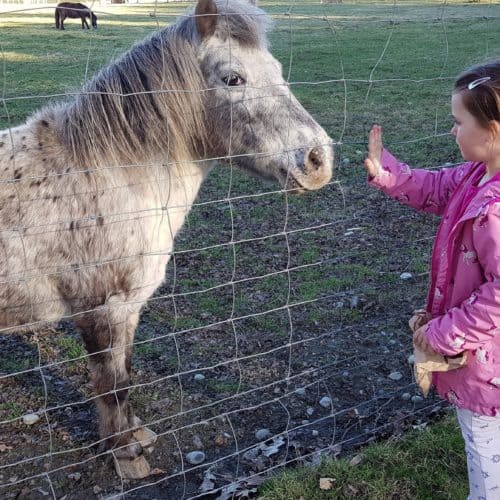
left=113, top=439, right=143, bottom=459
left=132, top=427, right=157, bottom=452
left=114, top=455, right=151, bottom=479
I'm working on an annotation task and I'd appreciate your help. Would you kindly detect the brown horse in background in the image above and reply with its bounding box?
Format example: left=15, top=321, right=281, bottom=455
left=55, top=2, right=97, bottom=30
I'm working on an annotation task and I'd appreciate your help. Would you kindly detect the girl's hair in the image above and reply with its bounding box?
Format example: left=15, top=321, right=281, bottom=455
left=454, top=59, right=500, bottom=130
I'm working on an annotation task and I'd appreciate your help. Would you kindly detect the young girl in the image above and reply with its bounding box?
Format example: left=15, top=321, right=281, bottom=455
left=365, top=59, right=500, bottom=499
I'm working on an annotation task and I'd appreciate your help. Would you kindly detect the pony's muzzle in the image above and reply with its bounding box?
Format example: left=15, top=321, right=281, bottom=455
left=294, top=146, right=333, bottom=191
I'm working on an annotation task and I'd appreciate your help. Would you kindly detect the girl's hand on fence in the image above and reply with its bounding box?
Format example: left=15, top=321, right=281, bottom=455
left=364, top=124, right=383, bottom=179
left=413, top=325, right=438, bottom=356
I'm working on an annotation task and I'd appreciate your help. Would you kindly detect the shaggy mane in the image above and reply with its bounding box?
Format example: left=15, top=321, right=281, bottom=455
left=49, top=0, right=271, bottom=169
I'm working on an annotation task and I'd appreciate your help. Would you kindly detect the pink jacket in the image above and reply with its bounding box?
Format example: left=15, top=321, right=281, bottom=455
left=370, top=149, right=500, bottom=416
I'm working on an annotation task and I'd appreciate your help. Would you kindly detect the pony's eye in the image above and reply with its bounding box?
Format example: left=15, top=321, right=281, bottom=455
left=222, top=74, right=245, bottom=86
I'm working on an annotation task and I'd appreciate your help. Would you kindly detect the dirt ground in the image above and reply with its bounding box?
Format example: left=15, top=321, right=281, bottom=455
left=0, top=158, right=449, bottom=499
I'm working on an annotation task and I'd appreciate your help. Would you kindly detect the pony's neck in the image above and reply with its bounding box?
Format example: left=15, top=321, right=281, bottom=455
left=58, top=24, right=208, bottom=170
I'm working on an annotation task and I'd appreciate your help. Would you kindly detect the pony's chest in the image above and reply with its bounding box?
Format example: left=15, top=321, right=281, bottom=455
left=109, top=163, right=207, bottom=252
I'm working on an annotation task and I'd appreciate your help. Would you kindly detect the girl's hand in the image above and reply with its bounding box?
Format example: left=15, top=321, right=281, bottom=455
left=413, top=325, right=438, bottom=356
left=364, top=124, right=383, bottom=178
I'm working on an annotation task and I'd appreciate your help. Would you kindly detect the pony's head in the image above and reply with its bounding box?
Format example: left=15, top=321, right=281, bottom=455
left=193, top=0, right=333, bottom=192
left=91, top=12, right=97, bottom=28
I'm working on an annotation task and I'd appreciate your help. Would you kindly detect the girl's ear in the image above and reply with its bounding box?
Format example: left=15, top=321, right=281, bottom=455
left=491, top=120, right=500, bottom=139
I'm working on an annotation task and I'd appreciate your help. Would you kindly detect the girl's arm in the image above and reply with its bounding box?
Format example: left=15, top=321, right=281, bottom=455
left=425, top=203, right=500, bottom=356
left=365, top=125, right=468, bottom=216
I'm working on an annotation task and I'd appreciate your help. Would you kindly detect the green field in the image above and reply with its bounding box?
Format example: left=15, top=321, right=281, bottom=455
left=0, top=1, right=499, bottom=498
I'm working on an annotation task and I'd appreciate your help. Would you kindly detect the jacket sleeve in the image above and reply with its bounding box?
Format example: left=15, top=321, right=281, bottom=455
left=426, top=202, right=500, bottom=356
left=369, top=149, right=470, bottom=216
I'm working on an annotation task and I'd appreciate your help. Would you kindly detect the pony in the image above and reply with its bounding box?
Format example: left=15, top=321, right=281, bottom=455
left=55, top=2, right=97, bottom=30
left=1, top=0, right=333, bottom=470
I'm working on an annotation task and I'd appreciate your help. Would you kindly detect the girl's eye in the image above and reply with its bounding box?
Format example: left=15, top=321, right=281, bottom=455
left=222, top=74, right=245, bottom=86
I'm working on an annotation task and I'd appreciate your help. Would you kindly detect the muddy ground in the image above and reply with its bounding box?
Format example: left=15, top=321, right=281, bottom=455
left=0, top=157, right=451, bottom=499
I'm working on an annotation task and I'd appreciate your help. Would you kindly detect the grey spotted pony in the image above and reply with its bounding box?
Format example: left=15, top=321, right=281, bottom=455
left=0, top=0, right=333, bottom=469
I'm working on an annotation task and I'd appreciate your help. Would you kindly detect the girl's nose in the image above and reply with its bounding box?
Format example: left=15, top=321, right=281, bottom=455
left=450, top=124, right=457, bottom=136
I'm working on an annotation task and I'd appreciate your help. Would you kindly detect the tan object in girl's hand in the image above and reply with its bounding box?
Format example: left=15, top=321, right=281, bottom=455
left=409, top=310, right=466, bottom=397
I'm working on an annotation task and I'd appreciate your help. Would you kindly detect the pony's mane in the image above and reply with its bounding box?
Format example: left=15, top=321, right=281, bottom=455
left=48, top=0, right=270, bottom=169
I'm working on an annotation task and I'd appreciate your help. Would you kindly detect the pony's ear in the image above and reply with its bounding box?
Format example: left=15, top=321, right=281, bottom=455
left=195, top=0, right=218, bottom=39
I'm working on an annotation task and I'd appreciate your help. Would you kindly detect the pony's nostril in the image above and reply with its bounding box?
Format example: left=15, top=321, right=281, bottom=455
left=307, top=147, right=323, bottom=170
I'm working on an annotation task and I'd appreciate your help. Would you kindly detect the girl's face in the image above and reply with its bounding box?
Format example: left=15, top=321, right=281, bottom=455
left=450, top=91, right=498, bottom=165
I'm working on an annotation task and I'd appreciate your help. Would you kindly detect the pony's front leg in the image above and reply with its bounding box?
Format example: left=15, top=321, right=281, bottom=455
left=82, top=18, right=89, bottom=29
left=76, top=300, right=142, bottom=459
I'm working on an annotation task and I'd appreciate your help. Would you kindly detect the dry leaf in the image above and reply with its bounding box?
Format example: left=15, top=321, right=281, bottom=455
left=199, top=470, right=216, bottom=493
left=319, top=477, right=334, bottom=490
left=346, top=484, right=359, bottom=495
left=150, top=467, right=165, bottom=475
left=0, top=444, right=13, bottom=452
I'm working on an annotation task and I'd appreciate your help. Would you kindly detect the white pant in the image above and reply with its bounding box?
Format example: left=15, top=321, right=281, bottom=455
left=457, top=408, right=500, bottom=500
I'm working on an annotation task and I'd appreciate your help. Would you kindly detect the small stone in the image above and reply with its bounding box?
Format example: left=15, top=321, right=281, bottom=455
left=349, top=454, right=363, bottom=466
left=400, top=272, right=413, bottom=280
left=306, top=407, right=314, bottom=416
left=193, top=373, right=205, bottom=382
left=407, top=354, right=415, bottom=364
left=311, top=430, right=319, bottom=437
left=401, top=392, right=412, bottom=400
left=413, top=422, right=428, bottom=431
left=319, top=397, right=332, bottom=408
left=342, top=371, right=350, bottom=378
left=67, top=472, right=81, bottom=481
left=411, top=395, right=424, bottom=403
left=342, top=158, right=350, bottom=165
left=255, top=428, right=271, bottom=441
left=389, top=371, right=403, bottom=381
left=22, top=413, right=40, bottom=426
left=301, top=419, right=309, bottom=425
left=186, top=451, right=206, bottom=465
left=93, top=486, right=102, bottom=494
left=294, top=387, right=306, bottom=396
left=349, top=296, right=359, bottom=309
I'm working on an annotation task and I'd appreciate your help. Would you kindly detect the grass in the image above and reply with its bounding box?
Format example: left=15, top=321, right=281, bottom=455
left=258, top=414, right=468, bottom=499
left=0, top=401, right=23, bottom=420
left=53, top=336, right=85, bottom=360
left=0, top=355, right=33, bottom=375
